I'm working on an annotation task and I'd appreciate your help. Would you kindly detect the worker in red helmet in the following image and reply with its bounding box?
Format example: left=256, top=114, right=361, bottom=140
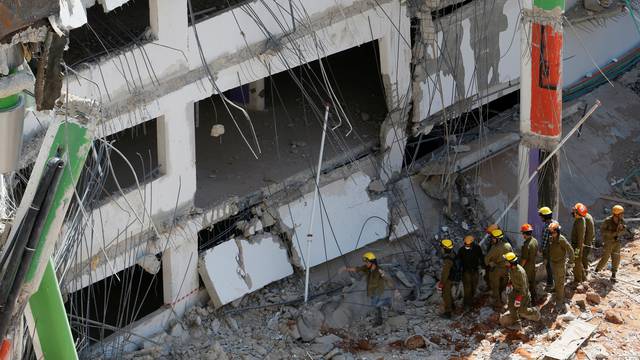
left=570, top=203, right=588, bottom=283
left=519, top=224, right=538, bottom=301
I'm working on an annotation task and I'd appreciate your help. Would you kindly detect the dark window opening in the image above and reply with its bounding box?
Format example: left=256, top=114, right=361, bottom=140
left=66, top=263, right=164, bottom=349
left=188, top=0, right=251, bottom=24
left=431, top=0, right=475, bottom=19
left=197, top=209, right=252, bottom=252
left=78, top=118, right=161, bottom=204
left=64, top=0, right=150, bottom=67
left=194, top=40, right=387, bottom=208
left=404, top=90, right=519, bottom=168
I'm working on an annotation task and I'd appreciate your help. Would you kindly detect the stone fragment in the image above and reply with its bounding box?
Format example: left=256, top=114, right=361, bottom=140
left=586, top=291, right=601, bottom=305
left=297, top=308, right=324, bottom=341
left=604, top=310, right=623, bottom=324
left=367, top=179, right=385, bottom=193
left=404, top=335, right=426, bottom=349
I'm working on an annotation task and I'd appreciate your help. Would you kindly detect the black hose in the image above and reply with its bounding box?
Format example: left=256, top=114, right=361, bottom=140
left=0, top=157, right=64, bottom=340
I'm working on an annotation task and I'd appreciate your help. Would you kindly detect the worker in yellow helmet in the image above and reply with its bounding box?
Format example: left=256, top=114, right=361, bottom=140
left=595, top=205, right=626, bottom=283
left=484, top=228, right=513, bottom=309
left=456, top=235, right=483, bottom=310
left=538, top=206, right=556, bottom=292
left=342, top=251, right=397, bottom=326
left=437, top=239, right=456, bottom=318
left=499, top=252, right=541, bottom=326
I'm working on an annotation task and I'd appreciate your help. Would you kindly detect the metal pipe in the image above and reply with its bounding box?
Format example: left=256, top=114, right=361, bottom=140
left=304, top=105, right=330, bottom=303
left=0, top=94, right=25, bottom=174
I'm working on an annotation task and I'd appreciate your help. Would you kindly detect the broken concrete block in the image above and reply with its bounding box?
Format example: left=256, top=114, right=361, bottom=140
left=390, top=215, right=418, bottom=241
left=404, top=335, right=426, bottom=349
left=278, top=171, right=388, bottom=269
left=604, top=309, right=623, bottom=324
left=386, top=315, right=408, bottom=330
left=310, top=342, right=334, bottom=356
left=243, top=217, right=263, bottom=237
left=367, top=179, right=385, bottom=193
left=586, top=291, right=601, bottom=305
left=297, top=308, right=325, bottom=341
left=136, top=254, right=161, bottom=275
left=210, top=124, right=225, bottom=137
left=315, top=334, right=342, bottom=345
left=198, top=234, right=293, bottom=308
left=420, top=175, right=447, bottom=200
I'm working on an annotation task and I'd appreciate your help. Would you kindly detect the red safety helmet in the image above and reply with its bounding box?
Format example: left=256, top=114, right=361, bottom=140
left=574, top=203, right=588, bottom=217
left=520, top=223, right=533, bottom=233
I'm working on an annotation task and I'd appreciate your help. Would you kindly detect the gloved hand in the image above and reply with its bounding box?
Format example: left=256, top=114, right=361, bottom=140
left=514, top=295, right=522, bottom=308
left=505, top=283, right=513, bottom=294
left=437, top=282, right=443, bottom=293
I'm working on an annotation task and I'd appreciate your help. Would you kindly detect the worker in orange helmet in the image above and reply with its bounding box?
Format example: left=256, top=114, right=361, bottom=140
left=595, top=205, right=627, bottom=283
left=570, top=203, right=588, bottom=283
left=519, top=224, right=538, bottom=301
left=547, top=221, right=574, bottom=308
left=457, top=235, right=483, bottom=310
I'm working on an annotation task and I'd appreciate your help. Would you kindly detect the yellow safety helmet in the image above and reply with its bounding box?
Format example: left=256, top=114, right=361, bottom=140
left=463, top=235, right=475, bottom=245
left=538, top=206, right=553, bottom=216
left=362, top=252, right=376, bottom=261
left=490, top=229, right=504, bottom=239
left=612, top=205, right=624, bottom=215
left=485, top=224, right=499, bottom=234
left=503, top=252, right=518, bottom=263
left=441, top=239, right=454, bottom=250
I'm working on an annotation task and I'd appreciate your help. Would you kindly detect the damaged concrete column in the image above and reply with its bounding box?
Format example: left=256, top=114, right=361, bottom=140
left=162, top=240, right=199, bottom=316
left=150, top=0, right=188, bottom=51
left=378, top=3, right=411, bottom=183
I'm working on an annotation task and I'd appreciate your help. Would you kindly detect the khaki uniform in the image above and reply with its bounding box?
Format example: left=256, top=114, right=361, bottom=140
left=595, top=216, right=626, bottom=275
left=570, top=216, right=586, bottom=282
left=441, top=254, right=455, bottom=314
left=549, top=234, right=574, bottom=303
left=485, top=240, right=513, bottom=306
left=583, top=213, right=595, bottom=271
left=503, top=264, right=540, bottom=323
left=356, top=265, right=389, bottom=297
left=520, top=237, right=538, bottom=300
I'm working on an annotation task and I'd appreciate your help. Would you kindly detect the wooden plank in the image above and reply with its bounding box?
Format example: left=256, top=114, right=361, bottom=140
left=544, top=319, right=597, bottom=360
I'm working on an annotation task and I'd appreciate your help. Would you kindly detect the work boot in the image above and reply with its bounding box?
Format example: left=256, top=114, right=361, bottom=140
left=373, top=308, right=383, bottom=326
left=610, top=272, right=617, bottom=284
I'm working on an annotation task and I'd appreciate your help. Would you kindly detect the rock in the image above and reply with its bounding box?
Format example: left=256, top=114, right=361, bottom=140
left=310, top=342, right=334, bottom=355
left=169, top=323, right=188, bottom=340
left=386, top=315, right=408, bottom=330
left=202, top=342, right=228, bottom=360
left=226, top=316, right=239, bottom=331
left=586, top=291, right=601, bottom=305
left=404, top=335, right=427, bottom=349
left=367, top=179, right=385, bottom=193
left=210, top=124, right=225, bottom=137
left=574, top=294, right=587, bottom=310
left=324, top=347, right=342, bottom=359
left=211, top=318, right=221, bottom=332
left=297, top=308, right=324, bottom=341
left=136, top=254, right=161, bottom=275
left=315, top=334, right=342, bottom=345
left=604, top=310, right=623, bottom=324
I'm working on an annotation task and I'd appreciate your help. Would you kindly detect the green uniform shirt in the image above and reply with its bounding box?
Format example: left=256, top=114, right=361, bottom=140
left=571, top=216, right=586, bottom=249
left=549, top=234, right=574, bottom=263
left=520, top=237, right=538, bottom=273
left=584, top=213, right=595, bottom=246
left=485, top=240, right=513, bottom=268
left=357, top=265, right=390, bottom=297
left=508, top=264, right=529, bottom=299
left=441, top=254, right=455, bottom=284
left=601, top=215, right=626, bottom=244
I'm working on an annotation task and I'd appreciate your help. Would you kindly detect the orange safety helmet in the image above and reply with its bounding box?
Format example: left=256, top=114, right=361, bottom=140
left=574, top=203, right=588, bottom=217
left=463, top=235, right=475, bottom=245
left=520, top=223, right=533, bottom=233
left=548, top=221, right=561, bottom=232
left=612, top=205, right=624, bottom=215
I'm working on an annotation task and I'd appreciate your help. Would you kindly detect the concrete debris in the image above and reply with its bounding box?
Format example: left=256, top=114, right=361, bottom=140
left=574, top=294, right=587, bottom=310
left=367, top=179, right=386, bottom=193
left=420, top=175, right=447, bottom=200
left=210, top=124, right=225, bottom=137
left=297, top=308, right=325, bottom=341
left=386, top=315, right=408, bottom=330
left=404, top=334, right=427, bottom=349
left=586, top=291, right=601, bottom=305
left=604, top=309, right=624, bottom=324
left=136, top=254, right=161, bottom=275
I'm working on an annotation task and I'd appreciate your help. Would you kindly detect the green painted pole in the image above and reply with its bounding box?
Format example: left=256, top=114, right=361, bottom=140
left=28, top=260, right=78, bottom=360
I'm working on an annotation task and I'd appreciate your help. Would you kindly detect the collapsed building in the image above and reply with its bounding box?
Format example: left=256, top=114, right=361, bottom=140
left=1, top=0, right=639, bottom=358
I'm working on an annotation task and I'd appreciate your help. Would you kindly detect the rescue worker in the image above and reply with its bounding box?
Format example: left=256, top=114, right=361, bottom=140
left=570, top=203, right=588, bottom=283
left=484, top=229, right=513, bottom=309
left=457, top=235, right=483, bottom=309
left=499, top=252, right=541, bottom=326
left=595, top=205, right=627, bottom=283
left=583, top=207, right=595, bottom=272
left=548, top=221, right=574, bottom=307
left=342, top=251, right=397, bottom=326
left=519, top=224, right=538, bottom=301
left=437, top=239, right=456, bottom=319
left=538, top=206, right=555, bottom=292
left=482, top=224, right=500, bottom=286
